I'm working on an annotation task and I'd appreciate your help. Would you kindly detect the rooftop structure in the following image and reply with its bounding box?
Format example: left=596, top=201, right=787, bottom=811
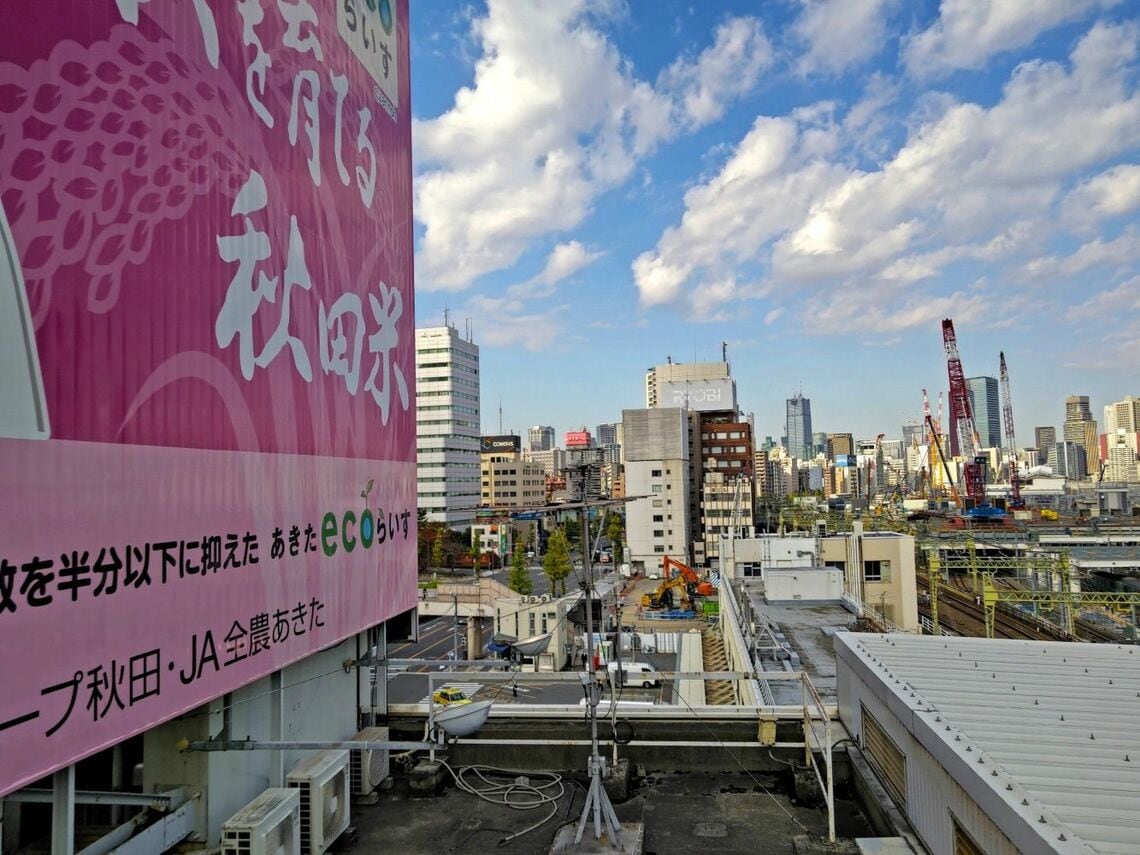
left=837, top=634, right=1140, bottom=855
left=645, top=361, right=734, bottom=411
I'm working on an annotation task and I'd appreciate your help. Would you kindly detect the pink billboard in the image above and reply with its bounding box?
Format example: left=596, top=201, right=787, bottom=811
left=0, top=0, right=415, bottom=795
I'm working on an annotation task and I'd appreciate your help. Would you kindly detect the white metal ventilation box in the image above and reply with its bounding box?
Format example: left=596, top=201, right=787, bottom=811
left=287, top=749, right=351, bottom=855
left=221, top=787, right=301, bottom=855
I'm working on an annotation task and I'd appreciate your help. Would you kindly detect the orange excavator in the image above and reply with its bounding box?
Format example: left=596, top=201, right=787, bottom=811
left=641, top=557, right=714, bottom=610
left=664, top=556, right=715, bottom=596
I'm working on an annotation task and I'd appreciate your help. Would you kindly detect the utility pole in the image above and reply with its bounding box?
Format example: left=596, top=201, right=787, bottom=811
left=452, top=593, right=459, bottom=662
left=575, top=487, right=623, bottom=845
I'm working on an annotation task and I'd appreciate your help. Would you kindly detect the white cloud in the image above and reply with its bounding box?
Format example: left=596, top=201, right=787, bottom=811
left=903, top=0, right=1119, bottom=78
left=1023, top=228, right=1140, bottom=278
left=1063, top=314, right=1140, bottom=369
left=1062, top=164, right=1140, bottom=229
left=793, top=0, right=896, bottom=75
left=806, top=289, right=989, bottom=334
left=634, top=21, right=1140, bottom=322
left=538, top=241, right=603, bottom=285
left=414, top=3, right=767, bottom=291
left=763, top=307, right=785, bottom=325
left=464, top=295, right=571, bottom=352
left=659, top=16, right=773, bottom=127
left=690, top=275, right=740, bottom=321
left=1071, top=274, right=1140, bottom=318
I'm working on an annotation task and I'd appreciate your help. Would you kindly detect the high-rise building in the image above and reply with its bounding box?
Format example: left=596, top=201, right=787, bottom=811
left=1063, top=395, right=1098, bottom=475
left=1103, top=430, right=1140, bottom=482
left=698, top=418, right=754, bottom=562
left=1048, top=441, right=1087, bottom=480
left=966, top=376, right=1001, bottom=449
left=902, top=421, right=923, bottom=449
left=827, top=433, right=854, bottom=460
left=622, top=408, right=692, bottom=573
left=1104, top=396, right=1140, bottom=435
left=528, top=424, right=555, bottom=452
left=523, top=446, right=564, bottom=476
left=415, top=324, right=481, bottom=527
left=786, top=393, right=812, bottom=461
left=565, top=447, right=604, bottom=501
left=1034, top=426, right=1056, bottom=465
left=812, top=431, right=828, bottom=457
left=596, top=422, right=619, bottom=447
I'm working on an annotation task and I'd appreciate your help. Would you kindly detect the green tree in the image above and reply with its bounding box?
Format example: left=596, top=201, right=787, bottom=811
left=543, top=528, right=573, bottom=596
left=507, top=543, right=533, bottom=595
left=430, top=528, right=444, bottom=569
left=562, top=517, right=581, bottom=546
left=605, top=513, right=624, bottom=562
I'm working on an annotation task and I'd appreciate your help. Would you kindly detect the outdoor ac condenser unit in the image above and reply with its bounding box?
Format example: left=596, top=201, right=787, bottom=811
left=349, top=726, right=390, bottom=797
left=221, top=787, right=301, bottom=855
left=287, top=749, right=351, bottom=855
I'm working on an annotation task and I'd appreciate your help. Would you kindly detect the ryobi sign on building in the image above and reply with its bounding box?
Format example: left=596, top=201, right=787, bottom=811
left=0, top=0, right=415, bottom=796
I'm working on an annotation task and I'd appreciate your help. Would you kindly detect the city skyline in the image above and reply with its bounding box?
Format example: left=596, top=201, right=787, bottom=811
left=410, top=2, right=1139, bottom=445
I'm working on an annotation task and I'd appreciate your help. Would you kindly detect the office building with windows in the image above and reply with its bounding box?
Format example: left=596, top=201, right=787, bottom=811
left=786, top=393, right=812, bottom=461
left=415, top=324, right=481, bottom=527
left=966, top=376, right=1001, bottom=449
left=528, top=424, right=555, bottom=452
left=1063, top=395, right=1098, bottom=476
left=1034, top=426, right=1056, bottom=465
left=622, top=408, right=692, bottom=575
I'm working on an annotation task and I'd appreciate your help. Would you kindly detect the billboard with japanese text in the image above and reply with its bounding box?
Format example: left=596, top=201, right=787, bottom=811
left=0, top=0, right=414, bottom=795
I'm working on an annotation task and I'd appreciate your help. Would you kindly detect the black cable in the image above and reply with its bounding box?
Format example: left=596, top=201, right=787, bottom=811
left=611, top=719, right=635, bottom=746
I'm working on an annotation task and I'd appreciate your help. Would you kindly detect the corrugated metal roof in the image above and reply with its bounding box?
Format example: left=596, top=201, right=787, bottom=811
left=838, top=634, right=1140, bottom=855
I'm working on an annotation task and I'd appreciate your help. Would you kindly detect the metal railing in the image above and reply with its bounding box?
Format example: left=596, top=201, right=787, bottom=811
left=801, top=672, right=835, bottom=843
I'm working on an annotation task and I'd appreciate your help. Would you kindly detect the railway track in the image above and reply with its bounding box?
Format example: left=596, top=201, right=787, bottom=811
left=940, top=573, right=1128, bottom=643
left=918, top=574, right=1068, bottom=640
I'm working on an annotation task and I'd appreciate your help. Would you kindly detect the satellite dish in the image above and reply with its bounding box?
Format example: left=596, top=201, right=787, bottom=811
left=511, top=633, right=552, bottom=657
left=434, top=699, right=493, bottom=738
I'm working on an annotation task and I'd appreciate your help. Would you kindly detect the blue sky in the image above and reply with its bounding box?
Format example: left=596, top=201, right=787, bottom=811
left=409, top=1, right=1140, bottom=446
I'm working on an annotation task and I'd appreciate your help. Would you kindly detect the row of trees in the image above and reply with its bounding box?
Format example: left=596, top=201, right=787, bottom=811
left=418, top=509, right=626, bottom=599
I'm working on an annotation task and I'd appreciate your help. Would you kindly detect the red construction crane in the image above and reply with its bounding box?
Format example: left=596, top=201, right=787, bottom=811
left=942, top=319, right=986, bottom=506
left=999, top=351, right=1023, bottom=509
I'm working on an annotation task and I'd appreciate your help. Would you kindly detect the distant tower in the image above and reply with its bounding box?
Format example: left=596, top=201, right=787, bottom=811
left=965, top=376, right=1001, bottom=449
left=786, top=393, right=812, bottom=461
left=528, top=425, right=555, bottom=452
left=1063, top=395, right=1097, bottom=477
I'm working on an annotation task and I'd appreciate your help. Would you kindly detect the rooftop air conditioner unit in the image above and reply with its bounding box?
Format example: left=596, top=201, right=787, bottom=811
left=541, top=594, right=552, bottom=603
left=287, top=750, right=350, bottom=855
left=222, top=788, right=300, bottom=855
left=349, top=726, right=389, bottom=798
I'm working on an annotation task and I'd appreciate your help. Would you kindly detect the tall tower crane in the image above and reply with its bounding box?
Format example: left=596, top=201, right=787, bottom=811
left=942, top=319, right=985, bottom=505
left=998, top=351, right=1023, bottom=509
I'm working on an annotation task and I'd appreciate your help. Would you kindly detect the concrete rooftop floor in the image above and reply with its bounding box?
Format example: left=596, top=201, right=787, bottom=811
left=356, top=767, right=875, bottom=854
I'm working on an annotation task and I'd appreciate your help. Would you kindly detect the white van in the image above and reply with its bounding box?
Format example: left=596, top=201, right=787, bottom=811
left=602, top=660, right=659, bottom=688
